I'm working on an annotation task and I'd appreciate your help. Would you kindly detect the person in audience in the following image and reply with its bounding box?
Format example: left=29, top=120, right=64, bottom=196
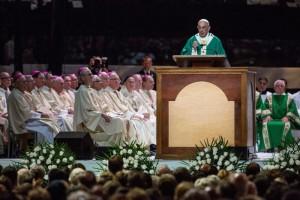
left=181, top=18, right=230, bottom=67
left=257, top=77, right=271, bottom=102
left=8, top=73, right=59, bottom=149
left=138, top=56, right=157, bottom=89
left=73, top=67, right=126, bottom=146
left=261, top=79, right=300, bottom=151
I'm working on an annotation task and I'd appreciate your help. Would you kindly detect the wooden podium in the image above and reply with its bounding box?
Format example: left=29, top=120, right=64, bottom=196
left=156, top=66, right=256, bottom=159
left=173, top=55, right=226, bottom=67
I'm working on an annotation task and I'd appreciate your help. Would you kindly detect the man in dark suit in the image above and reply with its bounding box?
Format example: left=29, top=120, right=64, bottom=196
left=138, top=56, right=157, bottom=90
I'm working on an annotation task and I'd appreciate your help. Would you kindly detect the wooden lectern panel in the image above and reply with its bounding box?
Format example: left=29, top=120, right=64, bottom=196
left=173, top=55, right=226, bottom=67
left=156, top=67, right=255, bottom=159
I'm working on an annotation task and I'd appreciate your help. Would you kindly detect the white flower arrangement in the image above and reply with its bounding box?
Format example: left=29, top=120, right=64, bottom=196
left=263, top=140, right=300, bottom=173
left=184, top=137, right=245, bottom=173
left=96, top=140, right=158, bottom=175
left=16, top=143, right=76, bottom=173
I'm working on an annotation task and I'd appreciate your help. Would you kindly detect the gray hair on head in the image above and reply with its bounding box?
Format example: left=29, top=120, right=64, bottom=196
left=274, top=79, right=285, bottom=87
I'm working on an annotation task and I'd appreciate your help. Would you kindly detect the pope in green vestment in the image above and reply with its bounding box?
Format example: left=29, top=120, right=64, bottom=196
left=181, top=19, right=226, bottom=56
left=181, top=33, right=226, bottom=56
left=260, top=80, right=300, bottom=151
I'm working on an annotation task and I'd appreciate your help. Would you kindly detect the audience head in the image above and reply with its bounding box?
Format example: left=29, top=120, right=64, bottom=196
left=158, top=174, right=177, bottom=198
left=17, top=168, right=33, bottom=186
left=245, top=162, right=261, bottom=178
left=174, top=181, right=194, bottom=200
left=69, top=167, right=85, bottom=186
left=1, top=166, right=18, bottom=188
left=126, top=187, right=150, bottom=200
left=48, top=168, right=68, bottom=184
left=47, top=180, right=68, bottom=200
left=78, top=171, right=97, bottom=189
left=108, top=155, right=124, bottom=174
left=28, top=187, right=51, bottom=200
left=182, top=188, right=210, bottom=200
left=173, top=167, right=192, bottom=183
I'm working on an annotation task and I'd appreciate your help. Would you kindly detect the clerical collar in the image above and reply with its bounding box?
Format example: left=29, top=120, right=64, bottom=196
left=274, top=93, right=286, bottom=95
left=261, top=91, right=267, bottom=95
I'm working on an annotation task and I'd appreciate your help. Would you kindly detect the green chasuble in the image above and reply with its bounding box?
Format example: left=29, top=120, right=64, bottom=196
left=256, top=92, right=264, bottom=151
left=181, top=33, right=226, bottom=56
left=260, top=94, right=300, bottom=151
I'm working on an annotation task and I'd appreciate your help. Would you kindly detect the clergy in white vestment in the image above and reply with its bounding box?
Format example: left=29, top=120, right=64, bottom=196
left=120, top=76, right=156, bottom=144
left=74, top=67, right=126, bottom=146
left=63, top=75, right=75, bottom=104
left=70, top=73, right=79, bottom=95
left=7, top=74, right=60, bottom=149
left=141, top=75, right=157, bottom=112
left=31, top=71, right=72, bottom=132
left=0, top=85, right=8, bottom=155
left=102, top=72, right=155, bottom=145
left=31, top=71, right=53, bottom=112
left=51, top=77, right=74, bottom=131
left=0, top=72, right=12, bottom=114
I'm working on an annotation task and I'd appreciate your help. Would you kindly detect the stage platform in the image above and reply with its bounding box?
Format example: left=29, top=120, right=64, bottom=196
left=0, top=153, right=273, bottom=174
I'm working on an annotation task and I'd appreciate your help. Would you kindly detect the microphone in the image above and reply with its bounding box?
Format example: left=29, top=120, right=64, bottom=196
left=192, top=41, right=199, bottom=50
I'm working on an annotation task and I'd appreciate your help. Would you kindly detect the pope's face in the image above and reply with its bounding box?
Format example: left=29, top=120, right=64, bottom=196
left=197, top=21, right=210, bottom=37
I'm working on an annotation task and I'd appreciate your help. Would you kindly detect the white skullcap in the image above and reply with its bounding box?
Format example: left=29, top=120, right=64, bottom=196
left=199, top=18, right=210, bottom=26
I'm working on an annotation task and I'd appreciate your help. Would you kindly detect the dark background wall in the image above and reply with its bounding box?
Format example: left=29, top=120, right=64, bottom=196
left=1, top=0, right=300, bottom=70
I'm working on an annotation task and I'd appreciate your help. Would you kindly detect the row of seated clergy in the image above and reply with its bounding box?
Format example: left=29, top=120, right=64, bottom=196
left=73, top=68, right=156, bottom=147
left=256, top=80, right=300, bottom=152
left=7, top=74, right=60, bottom=152
left=30, top=72, right=74, bottom=132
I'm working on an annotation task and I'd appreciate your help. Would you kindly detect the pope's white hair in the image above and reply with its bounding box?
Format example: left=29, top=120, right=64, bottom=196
left=198, top=18, right=210, bottom=26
